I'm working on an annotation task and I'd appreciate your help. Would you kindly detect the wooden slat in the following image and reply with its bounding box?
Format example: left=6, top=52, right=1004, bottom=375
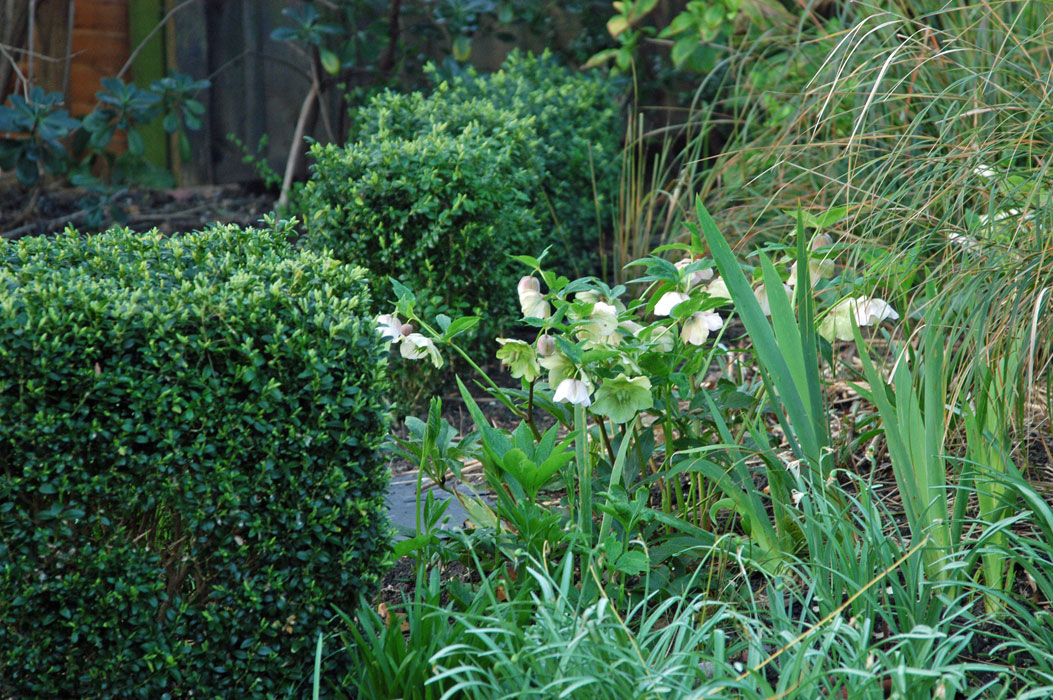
left=75, top=0, right=129, bottom=31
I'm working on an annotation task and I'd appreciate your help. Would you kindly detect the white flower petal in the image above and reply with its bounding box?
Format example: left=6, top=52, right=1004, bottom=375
left=519, top=289, right=551, bottom=319
left=706, top=278, right=731, bottom=304
left=591, top=301, right=619, bottom=335
left=400, top=333, right=443, bottom=368
left=655, top=291, right=689, bottom=316
left=553, top=378, right=591, bottom=407
left=375, top=313, right=403, bottom=342
left=681, top=312, right=712, bottom=346
left=857, top=297, right=899, bottom=326
left=973, top=164, right=996, bottom=178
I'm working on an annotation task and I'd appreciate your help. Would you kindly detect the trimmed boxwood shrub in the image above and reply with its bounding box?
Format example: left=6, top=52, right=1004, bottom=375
left=354, top=50, right=622, bottom=277
left=441, top=51, right=621, bottom=270
left=0, top=222, right=390, bottom=698
left=353, top=89, right=545, bottom=180
left=301, top=125, right=542, bottom=345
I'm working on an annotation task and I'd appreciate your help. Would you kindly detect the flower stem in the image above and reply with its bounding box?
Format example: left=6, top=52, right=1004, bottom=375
left=526, top=379, right=541, bottom=441
left=415, top=316, right=524, bottom=419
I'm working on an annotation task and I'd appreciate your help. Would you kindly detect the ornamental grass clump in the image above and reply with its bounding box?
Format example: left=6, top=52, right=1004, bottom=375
left=0, top=221, right=390, bottom=699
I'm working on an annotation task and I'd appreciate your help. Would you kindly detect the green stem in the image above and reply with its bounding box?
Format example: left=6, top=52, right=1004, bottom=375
left=596, top=415, right=616, bottom=465
left=415, top=317, right=523, bottom=418
left=575, top=405, right=592, bottom=540
left=526, top=379, right=541, bottom=441
left=596, top=416, right=639, bottom=545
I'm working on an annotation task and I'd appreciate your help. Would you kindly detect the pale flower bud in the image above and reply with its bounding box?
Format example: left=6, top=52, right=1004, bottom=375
left=400, top=323, right=414, bottom=337
left=536, top=335, right=555, bottom=357
left=553, top=377, right=592, bottom=407
left=811, top=233, right=833, bottom=251
left=517, top=276, right=550, bottom=319
left=518, top=276, right=540, bottom=294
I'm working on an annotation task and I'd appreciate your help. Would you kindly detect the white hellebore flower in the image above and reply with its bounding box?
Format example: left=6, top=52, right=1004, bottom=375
left=619, top=319, right=644, bottom=336
left=576, top=290, right=627, bottom=313
left=854, top=297, right=899, bottom=326
left=706, top=277, right=732, bottom=304
left=978, top=208, right=1020, bottom=227
left=654, top=291, right=689, bottom=316
left=518, top=276, right=550, bottom=319
left=682, top=310, right=723, bottom=346
left=753, top=282, right=793, bottom=317
left=400, top=333, right=443, bottom=368
left=642, top=324, right=676, bottom=353
left=578, top=301, right=620, bottom=343
left=788, top=233, right=836, bottom=288
left=674, top=257, right=714, bottom=289
left=553, top=377, right=592, bottom=407
left=818, top=295, right=901, bottom=342
left=973, top=164, right=997, bottom=179
left=375, top=313, right=404, bottom=343
left=947, top=230, right=980, bottom=253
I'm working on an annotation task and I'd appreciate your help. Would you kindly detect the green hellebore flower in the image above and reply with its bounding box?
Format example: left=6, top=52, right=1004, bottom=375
left=496, top=337, right=541, bottom=382
left=539, top=351, right=575, bottom=387
left=592, top=374, right=653, bottom=424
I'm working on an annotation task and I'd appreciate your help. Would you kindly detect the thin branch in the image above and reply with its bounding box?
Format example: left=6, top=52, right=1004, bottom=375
left=26, top=0, right=36, bottom=87
left=0, top=43, right=28, bottom=96
left=309, top=57, right=335, bottom=143
left=205, top=48, right=313, bottom=85
left=278, top=82, right=318, bottom=209
left=0, top=42, right=77, bottom=62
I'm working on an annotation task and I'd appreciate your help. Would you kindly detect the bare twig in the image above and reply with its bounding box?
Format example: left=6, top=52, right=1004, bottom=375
left=311, top=58, right=335, bottom=143
left=2, top=195, right=81, bottom=240
left=278, top=82, right=319, bottom=208
left=26, top=0, right=36, bottom=88
left=0, top=42, right=28, bottom=95
left=0, top=42, right=75, bottom=62
left=206, top=48, right=312, bottom=85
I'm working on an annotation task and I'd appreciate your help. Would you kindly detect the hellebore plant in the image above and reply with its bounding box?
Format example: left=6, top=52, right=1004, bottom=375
left=375, top=248, right=740, bottom=563
left=379, top=202, right=906, bottom=578
left=818, top=295, right=900, bottom=342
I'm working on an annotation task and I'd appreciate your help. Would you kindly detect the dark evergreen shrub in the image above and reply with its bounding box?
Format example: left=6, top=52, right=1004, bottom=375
left=437, top=51, right=621, bottom=274
left=0, top=222, right=390, bottom=698
left=300, top=125, right=542, bottom=343
left=353, top=50, right=621, bottom=278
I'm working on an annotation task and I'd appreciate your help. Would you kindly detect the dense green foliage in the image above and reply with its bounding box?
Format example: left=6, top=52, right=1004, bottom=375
left=354, top=51, right=622, bottom=277
left=301, top=125, right=541, bottom=343
left=437, top=52, right=620, bottom=255
left=0, top=223, right=390, bottom=698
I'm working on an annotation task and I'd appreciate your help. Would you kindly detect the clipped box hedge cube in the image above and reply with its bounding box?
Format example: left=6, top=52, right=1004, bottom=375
left=0, top=222, right=390, bottom=698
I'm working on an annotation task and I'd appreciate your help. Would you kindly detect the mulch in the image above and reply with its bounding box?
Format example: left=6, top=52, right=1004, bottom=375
left=1, top=180, right=277, bottom=239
